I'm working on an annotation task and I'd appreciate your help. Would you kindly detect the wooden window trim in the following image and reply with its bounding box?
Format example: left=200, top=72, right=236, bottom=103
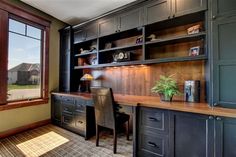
left=0, top=1, right=50, bottom=110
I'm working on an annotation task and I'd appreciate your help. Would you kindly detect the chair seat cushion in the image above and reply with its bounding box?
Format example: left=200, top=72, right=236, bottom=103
left=116, top=112, right=130, bottom=126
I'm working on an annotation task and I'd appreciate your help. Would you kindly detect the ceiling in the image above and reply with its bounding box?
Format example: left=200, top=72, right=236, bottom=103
left=20, top=0, right=137, bottom=25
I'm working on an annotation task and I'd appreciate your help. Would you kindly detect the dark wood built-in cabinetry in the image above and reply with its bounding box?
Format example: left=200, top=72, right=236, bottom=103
left=51, top=94, right=95, bottom=139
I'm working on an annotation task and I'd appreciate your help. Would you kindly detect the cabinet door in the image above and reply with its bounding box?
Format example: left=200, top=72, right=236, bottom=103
left=215, top=117, right=236, bottom=157
left=172, top=0, right=207, bottom=17
left=74, top=29, right=86, bottom=44
left=98, top=17, right=117, bottom=37
left=212, top=0, right=236, bottom=19
left=59, top=28, right=71, bottom=92
left=85, top=22, right=97, bottom=40
left=212, top=16, right=236, bottom=108
left=144, top=0, right=171, bottom=25
left=170, top=112, right=214, bottom=157
left=117, top=8, right=143, bottom=32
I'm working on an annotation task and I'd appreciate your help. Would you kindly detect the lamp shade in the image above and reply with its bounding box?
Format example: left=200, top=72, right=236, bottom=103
left=80, top=74, right=94, bottom=81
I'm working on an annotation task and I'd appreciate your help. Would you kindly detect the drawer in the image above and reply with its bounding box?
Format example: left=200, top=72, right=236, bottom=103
left=62, top=114, right=74, bottom=127
left=61, top=96, right=74, bottom=104
left=140, top=107, right=168, bottom=133
left=75, top=103, right=86, bottom=113
left=139, top=132, right=168, bottom=157
left=74, top=113, right=86, bottom=132
left=62, top=103, right=74, bottom=115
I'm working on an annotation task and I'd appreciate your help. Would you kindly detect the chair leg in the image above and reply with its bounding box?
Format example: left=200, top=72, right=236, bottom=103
left=126, top=120, right=129, bottom=141
left=113, top=129, right=117, bottom=154
left=96, top=124, right=99, bottom=146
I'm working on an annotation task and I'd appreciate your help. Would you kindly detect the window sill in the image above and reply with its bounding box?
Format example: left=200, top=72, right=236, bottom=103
left=0, top=98, right=49, bottom=111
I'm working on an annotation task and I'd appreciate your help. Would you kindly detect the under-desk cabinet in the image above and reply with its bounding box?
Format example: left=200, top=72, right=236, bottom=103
left=51, top=94, right=95, bottom=139
left=136, top=106, right=236, bottom=157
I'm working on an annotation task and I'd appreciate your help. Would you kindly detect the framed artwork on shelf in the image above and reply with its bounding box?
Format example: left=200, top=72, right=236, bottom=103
left=189, top=46, right=200, bottom=56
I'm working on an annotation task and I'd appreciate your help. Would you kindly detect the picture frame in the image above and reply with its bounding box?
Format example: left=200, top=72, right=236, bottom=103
left=189, top=46, right=200, bottom=56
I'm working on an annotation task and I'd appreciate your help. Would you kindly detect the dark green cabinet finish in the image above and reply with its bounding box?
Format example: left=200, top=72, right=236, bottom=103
left=215, top=117, right=236, bottom=157
left=117, top=7, right=143, bottom=32
left=74, top=22, right=97, bottom=43
left=59, top=27, right=71, bottom=92
left=144, top=0, right=171, bottom=25
left=98, top=17, right=117, bottom=37
left=172, top=0, right=207, bottom=17
left=212, top=16, right=236, bottom=108
left=211, top=0, right=236, bottom=19
left=51, top=95, right=62, bottom=126
left=170, top=112, right=214, bottom=157
left=51, top=94, right=95, bottom=139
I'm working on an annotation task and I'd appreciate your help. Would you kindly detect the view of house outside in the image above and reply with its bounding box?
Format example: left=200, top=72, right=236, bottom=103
left=7, top=19, right=42, bottom=101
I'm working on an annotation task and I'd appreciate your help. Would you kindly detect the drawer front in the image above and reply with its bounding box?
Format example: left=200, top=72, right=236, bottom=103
left=61, top=96, right=74, bottom=104
left=62, top=114, right=74, bottom=127
left=62, top=103, right=74, bottom=115
left=75, top=98, right=86, bottom=113
left=139, top=132, right=168, bottom=157
left=140, top=107, right=168, bottom=133
left=74, top=113, right=86, bottom=131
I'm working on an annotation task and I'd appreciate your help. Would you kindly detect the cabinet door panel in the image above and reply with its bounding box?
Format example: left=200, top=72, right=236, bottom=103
left=98, top=17, right=117, bottom=37
left=170, top=112, right=214, bottom=157
left=212, top=17, right=236, bottom=108
left=74, top=29, right=85, bottom=44
left=215, top=118, right=236, bottom=157
left=85, top=22, right=97, bottom=40
left=144, top=0, right=171, bottom=25
left=212, top=0, right=236, bottom=19
left=118, top=8, right=143, bottom=32
left=172, top=0, right=207, bottom=17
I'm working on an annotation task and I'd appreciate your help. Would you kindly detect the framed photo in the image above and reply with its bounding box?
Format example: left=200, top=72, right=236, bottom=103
left=189, top=46, right=200, bottom=56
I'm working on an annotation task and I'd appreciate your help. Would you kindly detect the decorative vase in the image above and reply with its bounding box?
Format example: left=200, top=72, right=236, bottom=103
left=159, top=93, right=173, bottom=102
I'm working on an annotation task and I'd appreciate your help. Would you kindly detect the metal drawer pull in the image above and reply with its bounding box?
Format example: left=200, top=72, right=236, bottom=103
left=78, top=121, right=83, bottom=124
left=147, top=141, right=159, bottom=148
left=148, top=117, right=161, bottom=121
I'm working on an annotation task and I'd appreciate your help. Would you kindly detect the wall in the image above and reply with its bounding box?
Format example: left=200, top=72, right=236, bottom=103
left=0, top=0, right=66, bottom=132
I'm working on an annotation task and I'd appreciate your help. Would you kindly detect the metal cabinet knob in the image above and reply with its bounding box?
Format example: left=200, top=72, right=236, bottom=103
left=212, top=15, right=216, bottom=20
left=213, top=103, right=218, bottom=106
left=216, top=117, right=222, bottom=121
left=209, top=116, right=214, bottom=120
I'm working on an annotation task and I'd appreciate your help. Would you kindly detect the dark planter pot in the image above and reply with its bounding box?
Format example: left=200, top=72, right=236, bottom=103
left=159, top=93, right=173, bottom=102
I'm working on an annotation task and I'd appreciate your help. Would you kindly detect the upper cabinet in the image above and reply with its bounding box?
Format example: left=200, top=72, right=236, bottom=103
left=74, top=22, right=97, bottom=43
left=98, top=17, right=117, bottom=37
left=117, top=7, right=144, bottom=32
left=172, top=0, right=207, bottom=17
left=144, top=0, right=207, bottom=25
left=211, top=0, right=236, bottom=19
left=144, top=0, right=171, bottom=25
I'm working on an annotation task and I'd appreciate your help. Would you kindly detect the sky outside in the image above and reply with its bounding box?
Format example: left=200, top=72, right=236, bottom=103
left=8, top=19, right=41, bottom=70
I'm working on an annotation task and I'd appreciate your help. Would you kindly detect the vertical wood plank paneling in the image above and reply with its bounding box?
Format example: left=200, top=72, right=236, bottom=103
left=91, top=60, right=206, bottom=102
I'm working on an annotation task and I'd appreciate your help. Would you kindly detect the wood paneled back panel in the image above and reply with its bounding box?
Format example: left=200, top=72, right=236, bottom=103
left=91, top=61, right=206, bottom=102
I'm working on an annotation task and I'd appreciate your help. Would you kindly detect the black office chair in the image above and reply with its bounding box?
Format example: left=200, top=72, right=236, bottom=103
left=91, top=87, right=130, bottom=154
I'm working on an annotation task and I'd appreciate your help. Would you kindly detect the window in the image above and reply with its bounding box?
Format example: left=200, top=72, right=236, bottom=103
left=0, top=1, right=50, bottom=109
left=8, top=19, right=42, bottom=101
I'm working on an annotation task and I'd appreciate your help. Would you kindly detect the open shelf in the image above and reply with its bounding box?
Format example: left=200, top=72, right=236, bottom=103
left=99, top=43, right=143, bottom=53
left=145, top=32, right=206, bottom=46
left=145, top=55, right=208, bottom=64
left=75, top=51, right=97, bottom=57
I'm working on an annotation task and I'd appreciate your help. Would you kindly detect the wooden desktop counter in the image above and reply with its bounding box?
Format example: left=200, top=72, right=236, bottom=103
left=52, top=92, right=236, bottom=118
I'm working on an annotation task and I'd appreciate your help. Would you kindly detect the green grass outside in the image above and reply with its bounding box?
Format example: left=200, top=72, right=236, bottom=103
left=8, top=84, right=40, bottom=90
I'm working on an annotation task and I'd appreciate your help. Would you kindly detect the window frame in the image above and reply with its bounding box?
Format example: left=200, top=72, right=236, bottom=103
left=0, top=1, right=50, bottom=110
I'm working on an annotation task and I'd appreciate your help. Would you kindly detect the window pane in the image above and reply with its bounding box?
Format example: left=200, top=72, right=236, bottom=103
left=27, top=25, right=41, bottom=39
left=8, top=24, right=42, bottom=101
left=9, top=19, right=26, bottom=35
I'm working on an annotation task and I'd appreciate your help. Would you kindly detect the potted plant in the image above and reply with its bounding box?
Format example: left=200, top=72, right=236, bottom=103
left=151, top=75, right=180, bottom=102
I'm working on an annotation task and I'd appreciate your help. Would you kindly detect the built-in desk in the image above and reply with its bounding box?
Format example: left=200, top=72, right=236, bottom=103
left=51, top=92, right=236, bottom=157
left=52, top=92, right=236, bottom=118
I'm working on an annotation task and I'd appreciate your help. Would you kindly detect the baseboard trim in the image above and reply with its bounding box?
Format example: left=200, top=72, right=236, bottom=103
left=0, top=119, right=51, bottom=139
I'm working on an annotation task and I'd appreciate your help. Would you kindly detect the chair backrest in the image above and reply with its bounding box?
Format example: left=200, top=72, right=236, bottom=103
left=91, top=87, right=116, bottom=129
